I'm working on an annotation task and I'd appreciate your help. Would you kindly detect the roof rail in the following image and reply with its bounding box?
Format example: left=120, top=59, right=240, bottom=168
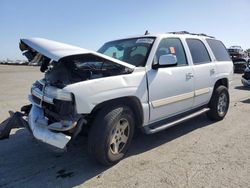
left=167, top=31, right=214, bottom=38
left=168, top=31, right=190, bottom=35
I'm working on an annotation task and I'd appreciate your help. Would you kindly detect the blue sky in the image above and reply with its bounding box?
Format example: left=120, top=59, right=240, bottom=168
left=0, top=0, right=249, bottom=60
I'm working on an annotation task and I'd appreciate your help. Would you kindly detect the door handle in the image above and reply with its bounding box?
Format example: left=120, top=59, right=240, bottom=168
left=186, top=73, right=194, bottom=80
left=210, top=68, right=215, bottom=75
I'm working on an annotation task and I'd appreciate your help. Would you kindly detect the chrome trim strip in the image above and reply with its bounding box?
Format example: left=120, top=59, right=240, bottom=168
left=151, top=87, right=210, bottom=108
left=195, top=88, right=210, bottom=96
left=38, top=79, right=45, bottom=85
left=152, top=92, right=194, bottom=108
left=31, top=84, right=54, bottom=104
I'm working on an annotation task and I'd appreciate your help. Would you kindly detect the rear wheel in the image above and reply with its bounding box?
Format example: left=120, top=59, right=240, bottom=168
left=88, top=105, right=135, bottom=166
left=207, top=85, right=229, bottom=121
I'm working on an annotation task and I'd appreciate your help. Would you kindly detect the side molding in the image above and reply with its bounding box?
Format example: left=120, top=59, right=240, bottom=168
left=151, top=87, right=210, bottom=108
left=152, top=92, right=194, bottom=108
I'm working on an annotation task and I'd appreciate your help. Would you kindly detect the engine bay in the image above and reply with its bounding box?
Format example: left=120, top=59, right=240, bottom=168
left=43, top=54, right=133, bottom=88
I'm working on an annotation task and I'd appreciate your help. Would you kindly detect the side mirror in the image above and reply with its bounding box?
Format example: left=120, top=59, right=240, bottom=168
left=153, top=54, right=177, bottom=69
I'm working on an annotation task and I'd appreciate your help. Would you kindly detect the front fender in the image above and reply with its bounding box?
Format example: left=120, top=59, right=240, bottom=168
left=63, top=69, right=147, bottom=114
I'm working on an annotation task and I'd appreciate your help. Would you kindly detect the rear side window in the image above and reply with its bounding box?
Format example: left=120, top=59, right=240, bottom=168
left=186, top=39, right=211, bottom=64
left=206, top=39, right=231, bottom=61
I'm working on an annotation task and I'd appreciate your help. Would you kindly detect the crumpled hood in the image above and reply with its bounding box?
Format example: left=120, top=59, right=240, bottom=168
left=20, top=38, right=135, bottom=69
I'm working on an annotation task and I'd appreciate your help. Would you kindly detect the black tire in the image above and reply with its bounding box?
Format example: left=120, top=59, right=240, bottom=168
left=88, top=105, right=135, bottom=166
left=207, top=85, right=229, bottom=121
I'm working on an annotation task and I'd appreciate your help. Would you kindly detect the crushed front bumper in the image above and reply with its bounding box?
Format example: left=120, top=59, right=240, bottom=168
left=27, top=79, right=76, bottom=149
left=28, top=105, right=71, bottom=150
left=0, top=105, right=72, bottom=150
left=0, top=79, right=82, bottom=150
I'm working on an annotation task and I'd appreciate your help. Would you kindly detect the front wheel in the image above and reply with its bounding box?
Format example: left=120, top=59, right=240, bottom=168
left=88, top=105, right=135, bottom=166
left=207, top=85, right=229, bottom=121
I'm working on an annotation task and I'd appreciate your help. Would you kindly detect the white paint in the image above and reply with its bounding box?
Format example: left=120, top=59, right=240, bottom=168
left=25, top=33, right=233, bottom=137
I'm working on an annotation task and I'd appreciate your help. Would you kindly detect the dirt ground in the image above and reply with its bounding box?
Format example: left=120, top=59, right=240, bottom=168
left=0, top=64, right=250, bottom=188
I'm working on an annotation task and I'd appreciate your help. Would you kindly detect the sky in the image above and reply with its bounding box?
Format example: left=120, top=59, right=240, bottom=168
left=0, top=0, right=250, bottom=60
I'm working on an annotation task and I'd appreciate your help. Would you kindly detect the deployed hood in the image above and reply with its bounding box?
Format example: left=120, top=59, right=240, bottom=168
left=19, top=38, right=135, bottom=69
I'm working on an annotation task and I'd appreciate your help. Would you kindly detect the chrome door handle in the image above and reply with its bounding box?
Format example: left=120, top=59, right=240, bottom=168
left=186, top=73, right=194, bottom=80
left=210, top=68, right=215, bottom=75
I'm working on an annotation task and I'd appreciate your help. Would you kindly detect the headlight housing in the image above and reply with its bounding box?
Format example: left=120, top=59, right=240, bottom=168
left=44, top=86, right=73, bottom=101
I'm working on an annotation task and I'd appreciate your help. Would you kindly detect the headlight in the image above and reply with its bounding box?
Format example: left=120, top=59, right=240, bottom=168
left=44, top=86, right=73, bottom=101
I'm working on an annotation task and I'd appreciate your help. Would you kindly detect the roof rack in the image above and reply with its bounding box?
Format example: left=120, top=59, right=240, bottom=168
left=167, top=31, right=214, bottom=38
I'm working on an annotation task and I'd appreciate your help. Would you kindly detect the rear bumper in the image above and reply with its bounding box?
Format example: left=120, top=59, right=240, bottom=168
left=28, top=105, right=71, bottom=150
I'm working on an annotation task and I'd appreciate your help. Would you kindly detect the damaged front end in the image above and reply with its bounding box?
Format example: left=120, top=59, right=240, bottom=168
left=0, top=37, right=134, bottom=150
left=28, top=78, right=82, bottom=149
left=0, top=79, right=83, bottom=150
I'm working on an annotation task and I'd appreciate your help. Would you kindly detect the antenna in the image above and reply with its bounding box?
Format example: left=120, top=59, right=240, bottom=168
left=144, top=30, right=149, bottom=35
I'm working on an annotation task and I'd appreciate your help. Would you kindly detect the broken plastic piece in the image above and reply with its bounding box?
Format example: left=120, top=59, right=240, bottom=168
left=0, top=111, right=28, bottom=139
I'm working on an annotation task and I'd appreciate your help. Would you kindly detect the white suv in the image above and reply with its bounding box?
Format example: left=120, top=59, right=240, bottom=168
left=17, top=32, right=233, bottom=165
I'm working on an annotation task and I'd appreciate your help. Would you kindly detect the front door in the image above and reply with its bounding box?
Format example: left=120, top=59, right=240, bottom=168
left=147, top=38, right=195, bottom=122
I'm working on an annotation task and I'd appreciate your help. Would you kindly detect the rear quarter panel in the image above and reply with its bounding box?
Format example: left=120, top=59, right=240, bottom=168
left=214, top=61, right=234, bottom=87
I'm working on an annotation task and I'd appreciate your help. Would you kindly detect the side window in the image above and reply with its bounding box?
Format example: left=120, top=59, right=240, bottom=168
left=154, top=38, right=187, bottom=66
left=206, top=39, right=231, bottom=61
left=186, top=39, right=211, bottom=64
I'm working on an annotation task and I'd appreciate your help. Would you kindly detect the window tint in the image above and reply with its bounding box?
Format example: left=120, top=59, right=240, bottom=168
left=186, top=39, right=211, bottom=64
left=206, top=39, right=231, bottom=61
left=154, top=38, right=187, bottom=66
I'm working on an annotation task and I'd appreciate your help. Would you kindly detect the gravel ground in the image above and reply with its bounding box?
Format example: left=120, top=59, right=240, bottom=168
left=0, top=65, right=250, bottom=188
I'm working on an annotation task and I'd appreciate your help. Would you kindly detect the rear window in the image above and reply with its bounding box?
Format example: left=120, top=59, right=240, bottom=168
left=206, top=39, right=231, bottom=61
left=186, top=39, right=211, bottom=64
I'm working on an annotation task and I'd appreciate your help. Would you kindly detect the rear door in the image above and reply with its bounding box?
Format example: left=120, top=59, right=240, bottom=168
left=205, top=38, right=233, bottom=82
left=147, top=38, right=195, bottom=122
left=185, top=38, right=215, bottom=107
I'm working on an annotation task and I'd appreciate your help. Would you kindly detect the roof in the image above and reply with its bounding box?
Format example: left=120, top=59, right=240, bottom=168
left=107, top=31, right=216, bottom=43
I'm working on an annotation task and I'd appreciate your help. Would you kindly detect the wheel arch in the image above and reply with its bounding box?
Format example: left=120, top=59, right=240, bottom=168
left=208, top=77, right=229, bottom=105
left=214, top=78, right=229, bottom=89
left=90, top=96, right=144, bottom=129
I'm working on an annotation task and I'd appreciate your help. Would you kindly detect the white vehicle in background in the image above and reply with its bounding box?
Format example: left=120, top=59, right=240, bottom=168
left=0, top=31, right=233, bottom=165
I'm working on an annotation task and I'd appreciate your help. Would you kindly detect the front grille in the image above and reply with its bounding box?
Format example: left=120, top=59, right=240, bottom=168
left=30, top=79, right=54, bottom=107
left=30, top=80, right=75, bottom=123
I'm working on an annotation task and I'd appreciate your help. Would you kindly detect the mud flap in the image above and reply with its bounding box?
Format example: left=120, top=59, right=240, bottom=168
left=0, top=110, right=29, bottom=140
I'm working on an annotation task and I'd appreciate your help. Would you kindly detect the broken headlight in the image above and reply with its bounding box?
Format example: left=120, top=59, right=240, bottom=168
left=44, top=86, right=73, bottom=101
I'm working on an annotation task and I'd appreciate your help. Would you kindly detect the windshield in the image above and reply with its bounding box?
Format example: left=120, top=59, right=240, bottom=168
left=98, top=37, right=155, bottom=67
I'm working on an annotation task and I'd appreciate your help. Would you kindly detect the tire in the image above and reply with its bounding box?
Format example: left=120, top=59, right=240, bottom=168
left=206, top=85, right=229, bottom=121
left=88, top=105, right=135, bottom=166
